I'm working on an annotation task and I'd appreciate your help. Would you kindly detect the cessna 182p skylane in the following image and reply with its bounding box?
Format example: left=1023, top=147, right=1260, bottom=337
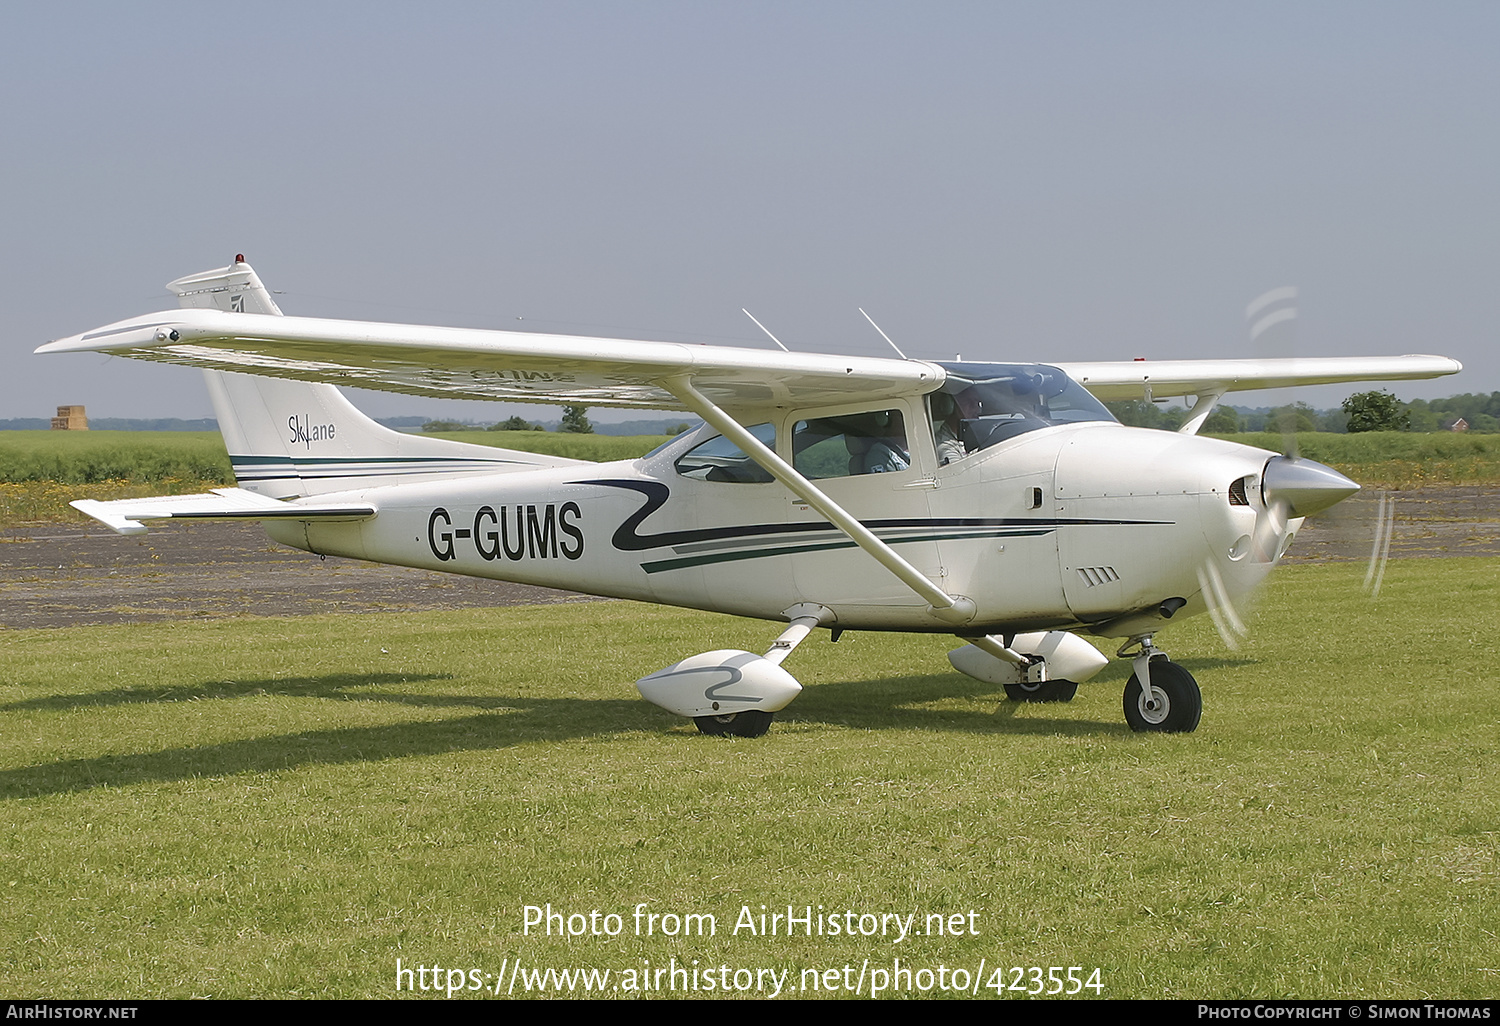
left=40, top=259, right=1461, bottom=736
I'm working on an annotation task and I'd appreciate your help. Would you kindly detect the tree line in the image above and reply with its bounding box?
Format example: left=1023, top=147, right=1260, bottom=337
left=424, top=405, right=598, bottom=435
left=423, top=407, right=696, bottom=436
left=1107, top=391, right=1500, bottom=434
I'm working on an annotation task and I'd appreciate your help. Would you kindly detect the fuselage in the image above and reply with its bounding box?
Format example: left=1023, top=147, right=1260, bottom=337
left=264, top=415, right=1287, bottom=639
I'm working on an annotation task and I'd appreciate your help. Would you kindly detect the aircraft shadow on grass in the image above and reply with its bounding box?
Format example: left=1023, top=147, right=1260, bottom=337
left=0, top=672, right=460, bottom=712
left=0, top=656, right=1251, bottom=800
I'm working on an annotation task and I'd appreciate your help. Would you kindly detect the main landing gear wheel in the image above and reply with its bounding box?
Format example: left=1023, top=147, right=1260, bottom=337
left=1123, top=660, right=1202, bottom=733
left=1003, top=679, right=1078, bottom=703
left=694, top=710, right=774, bottom=738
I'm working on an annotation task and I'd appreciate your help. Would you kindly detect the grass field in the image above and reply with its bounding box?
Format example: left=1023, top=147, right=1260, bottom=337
left=2, top=558, right=1495, bottom=998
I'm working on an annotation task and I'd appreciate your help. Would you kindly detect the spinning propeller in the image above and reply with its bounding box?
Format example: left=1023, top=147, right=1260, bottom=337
left=1362, top=491, right=1396, bottom=598
left=1196, top=287, right=1374, bottom=649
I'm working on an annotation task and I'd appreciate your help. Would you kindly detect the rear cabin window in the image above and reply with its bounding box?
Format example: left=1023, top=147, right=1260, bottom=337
left=673, top=423, right=776, bottom=483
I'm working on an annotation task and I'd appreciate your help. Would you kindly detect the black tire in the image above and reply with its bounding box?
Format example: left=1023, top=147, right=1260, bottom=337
left=1003, top=679, right=1079, bottom=703
left=693, top=710, right=774, bottom=737
left=1123, top=660, right=1201, bottom=733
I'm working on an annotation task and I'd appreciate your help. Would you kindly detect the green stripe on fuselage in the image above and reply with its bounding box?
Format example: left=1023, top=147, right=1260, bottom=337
left=640, top=528, right=1052, bottom=573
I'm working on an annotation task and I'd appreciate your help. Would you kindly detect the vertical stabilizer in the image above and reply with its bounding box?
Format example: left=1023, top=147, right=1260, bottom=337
left=173, top=258, right=581, bottom=499
left=167, top=256, right=285, bottom=316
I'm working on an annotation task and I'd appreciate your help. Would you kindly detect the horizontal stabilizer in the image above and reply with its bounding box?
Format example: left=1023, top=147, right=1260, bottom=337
left=71, top=488, right=375, bottom=536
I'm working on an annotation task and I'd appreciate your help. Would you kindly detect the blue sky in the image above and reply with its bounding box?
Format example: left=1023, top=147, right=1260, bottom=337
left=4, top=2, right=1494, bottom=420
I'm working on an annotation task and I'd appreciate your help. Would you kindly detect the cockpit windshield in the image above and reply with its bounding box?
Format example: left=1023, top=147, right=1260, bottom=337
left=930, top=362, right=1116, bottom=462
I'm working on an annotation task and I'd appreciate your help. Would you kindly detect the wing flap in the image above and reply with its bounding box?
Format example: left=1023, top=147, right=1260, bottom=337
left=72, top=487, right=376, bottom=536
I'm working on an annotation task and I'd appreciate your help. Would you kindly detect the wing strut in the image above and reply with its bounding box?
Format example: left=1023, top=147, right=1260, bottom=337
left=666, top=376, right=977, bottom=625
left=1177, top=389, right=1226, bottom=435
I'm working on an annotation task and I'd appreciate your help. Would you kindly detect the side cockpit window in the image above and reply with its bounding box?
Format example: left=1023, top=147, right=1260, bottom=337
left=674, top=423, right=776, bottom=483
left=792, top=409, right=910, bottom=480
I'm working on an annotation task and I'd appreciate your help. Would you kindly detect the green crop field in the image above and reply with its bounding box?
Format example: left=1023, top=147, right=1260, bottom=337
left=0, top=431, right=674, bottom=528
left=2, top=428, right=1495, bottom=529
left=0, top=431, right=233, bottom=484
left=1217, top=432, right=1500, bottom=488
left=2, top=558, right=1495, bottom=999
left=421, top=430, right=675, bottom=463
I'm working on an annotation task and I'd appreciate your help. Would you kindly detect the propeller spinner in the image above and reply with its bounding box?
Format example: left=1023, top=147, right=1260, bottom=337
left=1261, top=455, right=1360, bottom=518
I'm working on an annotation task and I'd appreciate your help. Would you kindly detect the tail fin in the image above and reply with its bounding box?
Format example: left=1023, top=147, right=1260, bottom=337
left=172, top=258, right=580, bottom=499
left=167, top=256, right=286, bottom=316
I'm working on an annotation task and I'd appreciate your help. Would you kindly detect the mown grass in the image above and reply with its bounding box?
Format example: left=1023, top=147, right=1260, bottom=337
left=1, top=558, right=1495, bottom=998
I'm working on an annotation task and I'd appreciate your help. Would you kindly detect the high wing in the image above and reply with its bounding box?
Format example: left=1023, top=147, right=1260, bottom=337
left=36, top=254, right=1464, bottom=412
left=40, top=305, right=1459, bottom=411
left=1055, top=356, right=1462, bottom=402
left=38, top=308, right=939, bottom=412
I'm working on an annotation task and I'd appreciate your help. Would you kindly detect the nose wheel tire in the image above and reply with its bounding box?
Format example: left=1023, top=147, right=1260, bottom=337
left=1003, top=680, right=1079, bottom=703
left=1123, top=661, right=1201, bottom=733
left=694, top=710, right=774, bottom=737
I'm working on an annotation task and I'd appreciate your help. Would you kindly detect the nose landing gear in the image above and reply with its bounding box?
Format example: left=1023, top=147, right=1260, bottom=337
left=1117, top=636, right=1202, bottom=733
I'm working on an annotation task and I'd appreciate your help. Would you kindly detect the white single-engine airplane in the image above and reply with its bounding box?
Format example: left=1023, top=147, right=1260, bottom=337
left=41, top=259, right=1461, bottom=736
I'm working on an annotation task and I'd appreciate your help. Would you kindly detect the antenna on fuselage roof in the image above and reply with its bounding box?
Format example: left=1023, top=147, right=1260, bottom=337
left=741, top=308, right=790, bottom=352
left=858, top=307, right=908, bottom=360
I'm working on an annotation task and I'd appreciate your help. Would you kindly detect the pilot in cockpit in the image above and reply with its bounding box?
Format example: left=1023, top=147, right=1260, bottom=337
left=933, top=386, right=982, bottom=465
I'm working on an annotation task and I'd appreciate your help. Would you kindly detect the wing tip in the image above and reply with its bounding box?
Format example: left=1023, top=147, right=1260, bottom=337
left=70, top=499, right=149, bottom=535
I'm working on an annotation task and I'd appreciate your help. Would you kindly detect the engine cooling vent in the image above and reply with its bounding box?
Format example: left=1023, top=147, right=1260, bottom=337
left=1076, top=566, right=1121, bottom=587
